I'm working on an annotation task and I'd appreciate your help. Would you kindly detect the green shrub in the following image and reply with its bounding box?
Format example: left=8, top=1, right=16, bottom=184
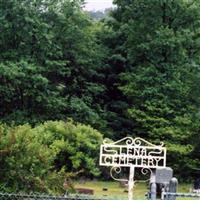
left=34, top=120, right=103, bottom=177
left=0, top=120, right=103, bottom=193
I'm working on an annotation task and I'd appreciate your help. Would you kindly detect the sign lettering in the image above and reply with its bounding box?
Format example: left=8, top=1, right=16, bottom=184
left=100, top=138, right=166, bottom=168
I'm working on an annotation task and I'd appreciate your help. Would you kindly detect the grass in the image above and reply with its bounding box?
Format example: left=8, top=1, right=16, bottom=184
left=74, top=181, right=192, bottom=198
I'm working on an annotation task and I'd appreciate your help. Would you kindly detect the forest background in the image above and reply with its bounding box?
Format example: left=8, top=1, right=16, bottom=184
left=0, top=0, right=200, bottom=193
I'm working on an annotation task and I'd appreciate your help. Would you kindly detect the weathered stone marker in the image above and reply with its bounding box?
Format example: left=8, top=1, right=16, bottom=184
left=99, top=137, right=167, bottom=200
left=156, top=167, right=173, bottom=184
left=150, top=167, right=173, bottom=200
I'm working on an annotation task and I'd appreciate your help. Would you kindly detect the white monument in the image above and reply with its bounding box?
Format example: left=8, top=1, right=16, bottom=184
left=99, top=137, right=166, bottom=200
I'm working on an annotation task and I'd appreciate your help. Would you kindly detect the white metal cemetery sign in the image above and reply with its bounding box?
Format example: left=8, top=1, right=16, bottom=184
left=99, top=137, right=166, bottom=200
left=100, top=137, right=166, bottom=168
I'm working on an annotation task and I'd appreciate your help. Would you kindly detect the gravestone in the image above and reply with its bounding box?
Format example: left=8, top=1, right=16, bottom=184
left=149, top=167, right=177, bottom=200
left=156, top=167, right=173, bottom=184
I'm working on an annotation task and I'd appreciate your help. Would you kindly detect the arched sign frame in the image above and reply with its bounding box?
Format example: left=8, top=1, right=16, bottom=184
left=99, top=137, right=166, bottom=200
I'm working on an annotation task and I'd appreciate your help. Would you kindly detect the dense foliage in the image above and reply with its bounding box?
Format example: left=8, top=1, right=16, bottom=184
left=0, top=120, right=102, bottom=192
left=0, top=0, right=200, bottom=184
left=108, top=0, right=200, bottom=176
left=0, top=0, right=107, bottom=130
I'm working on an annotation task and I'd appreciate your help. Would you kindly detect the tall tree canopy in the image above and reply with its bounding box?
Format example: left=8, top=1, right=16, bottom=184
left=0, top=0, right=107, bottom=130
left=105, top=0, right=200, bottom=175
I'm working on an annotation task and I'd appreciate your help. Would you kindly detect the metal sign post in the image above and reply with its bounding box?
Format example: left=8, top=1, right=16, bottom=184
left=128, top=165, right=135, bottom=200
left=99, top=137, right=166, bottom=200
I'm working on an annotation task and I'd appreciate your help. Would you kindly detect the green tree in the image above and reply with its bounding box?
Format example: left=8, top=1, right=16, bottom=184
left=49, top=2, right=108, bottom=129
left=108, top=0, right=200, bottom=176
left=94, top=18, right=134, bottom=138
left=0, top=0, right=107, bottom=130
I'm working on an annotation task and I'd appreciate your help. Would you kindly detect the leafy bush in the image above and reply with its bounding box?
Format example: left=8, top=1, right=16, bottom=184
left=0, top=120, right=103, bottom=193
